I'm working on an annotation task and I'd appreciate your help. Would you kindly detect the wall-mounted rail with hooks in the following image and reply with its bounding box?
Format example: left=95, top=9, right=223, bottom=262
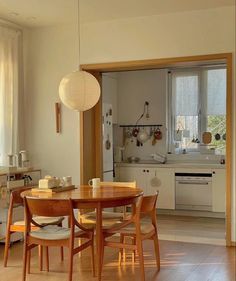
left=119, top=124, right=162, bottom=128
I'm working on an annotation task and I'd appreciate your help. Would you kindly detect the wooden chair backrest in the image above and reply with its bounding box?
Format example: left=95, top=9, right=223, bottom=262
left=100, top=181, right=136, bottom=188
left=140, top=191, right=159, bottom=213
left=10, top=186, right=32, bottom=206
left=6, top=186, right=31, bottom=226
left=24, top=197, right=71, bottom=217
left=24, top=198, right=91, bottom=233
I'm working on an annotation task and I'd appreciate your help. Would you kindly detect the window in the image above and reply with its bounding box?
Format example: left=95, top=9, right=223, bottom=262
left=0, top=25, right=22, bottom=165
left=170, top=66, right=226, bottom=154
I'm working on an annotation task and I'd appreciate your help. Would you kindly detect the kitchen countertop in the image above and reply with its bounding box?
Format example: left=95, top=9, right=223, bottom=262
left=0, top=167, right=41, bottom=176
left=115, top=161, right=226, bottom=169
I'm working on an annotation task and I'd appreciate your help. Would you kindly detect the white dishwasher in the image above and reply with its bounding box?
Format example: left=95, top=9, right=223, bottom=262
left=175, top=173, right=212, bottom=211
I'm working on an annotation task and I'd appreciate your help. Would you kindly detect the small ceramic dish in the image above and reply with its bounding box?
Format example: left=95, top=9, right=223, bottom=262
left=127, top=156, right=140, bottom=163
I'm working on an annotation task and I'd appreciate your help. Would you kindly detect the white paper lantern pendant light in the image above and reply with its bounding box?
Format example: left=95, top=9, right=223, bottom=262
left=59, top=0, right=100, bottom=112
left=59, top=70, right=100, bottom=111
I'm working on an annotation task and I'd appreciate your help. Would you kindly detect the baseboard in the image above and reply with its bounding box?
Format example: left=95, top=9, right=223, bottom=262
left=231, top=241, right=236, bottom=246
left=157, top=209, right=225, bottom=219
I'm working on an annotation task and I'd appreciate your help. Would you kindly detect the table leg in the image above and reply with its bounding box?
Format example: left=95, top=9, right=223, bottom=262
left=96, top=203, right=102, bottom=281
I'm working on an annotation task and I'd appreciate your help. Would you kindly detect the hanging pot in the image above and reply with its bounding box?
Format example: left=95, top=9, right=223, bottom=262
left=132, top=128, right=139, bottom=137
left=154, top=128, right=162, bottom=140
left=137, top=129, right=149, bottom=143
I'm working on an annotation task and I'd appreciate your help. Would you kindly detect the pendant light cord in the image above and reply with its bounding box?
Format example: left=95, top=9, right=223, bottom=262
left=77, top=0, right=81, bottom=69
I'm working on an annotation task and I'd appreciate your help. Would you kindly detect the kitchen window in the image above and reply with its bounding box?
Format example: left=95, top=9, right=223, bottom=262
left=169, top=66, right=226, bottom=154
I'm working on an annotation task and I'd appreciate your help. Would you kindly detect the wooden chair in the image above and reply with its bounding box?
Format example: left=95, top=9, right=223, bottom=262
left=22, top=197, right=95, bottom=281
left=3, top=186, right=64, bottom=271
left=101, top=192, right=160, bottom=281
left=79, top=181, right=137, bottom=224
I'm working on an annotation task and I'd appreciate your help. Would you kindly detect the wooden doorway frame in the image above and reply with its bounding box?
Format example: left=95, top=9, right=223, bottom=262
left=80, top=53, right=233, bottom=246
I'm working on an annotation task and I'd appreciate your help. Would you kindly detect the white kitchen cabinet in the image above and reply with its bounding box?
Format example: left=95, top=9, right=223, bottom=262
left=147, top=168, right=175, bottom=209
left=212, top=169, right=226, bottom=212
left=115, top=166, right=150, bottom=194
left=0, top=175, right=7, bottom=187
left=115, top=166, right=175, bottom=209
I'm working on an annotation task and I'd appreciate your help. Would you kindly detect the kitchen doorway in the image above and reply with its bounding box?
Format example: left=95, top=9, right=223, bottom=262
left=80, top=53, right=233, bottom=246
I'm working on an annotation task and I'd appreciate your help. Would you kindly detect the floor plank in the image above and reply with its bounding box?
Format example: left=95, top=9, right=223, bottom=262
left=0, top=239, right=235, bottom=281
left=157, top=215, right=226, bottom=245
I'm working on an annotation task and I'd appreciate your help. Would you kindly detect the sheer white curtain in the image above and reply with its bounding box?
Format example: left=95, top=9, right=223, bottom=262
left=0, top=25, right=22, bottom=166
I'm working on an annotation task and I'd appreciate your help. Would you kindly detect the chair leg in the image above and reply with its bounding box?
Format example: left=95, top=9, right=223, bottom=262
left=60, top=246, right=64, bottom=261
left=22, top=242, right=28, bottom=281
left=3, top=231, right=11, bottom=267
left=101, top=236, right=105, bottom=271
left=118, top=234, right=124, bottom=265
left=39, top=245, right=43, bottom=271
left=45, top=246, right=49, bottom=272
left=68, top=241, right=74, bottom=281
left=91, top=240, right=95, bottom=277
left=132, top=237, right=136, bottom=263
left=153, top=234, right=160, bottom=271
left=123, top=235, right=126, bottom=263
left=59, top=221, right=64, bottom=261
left=27, top=250, right=31, bottom=274
left=137, top=239, right=145, bottom=281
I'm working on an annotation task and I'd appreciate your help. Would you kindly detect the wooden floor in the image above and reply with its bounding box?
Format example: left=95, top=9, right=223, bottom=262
left=0, top=239, right=235, bottom=281
left=157, top=215, right=226, bottom=245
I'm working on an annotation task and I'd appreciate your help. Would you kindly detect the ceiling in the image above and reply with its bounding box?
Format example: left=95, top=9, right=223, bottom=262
left=0, top=0, right=234, bottom=28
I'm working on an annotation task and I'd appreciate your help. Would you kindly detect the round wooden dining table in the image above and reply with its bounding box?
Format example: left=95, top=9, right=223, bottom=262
left=21, top=185, right=143, bottom=281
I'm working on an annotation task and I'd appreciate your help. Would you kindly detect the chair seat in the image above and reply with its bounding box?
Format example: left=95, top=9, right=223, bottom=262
left=106, top=221, right=155, bottom=235
left=82, top=211, right=124, bottom=221
left=30, top=225, right=82, bottom=240
left=14, top=216, right=64, bottom=226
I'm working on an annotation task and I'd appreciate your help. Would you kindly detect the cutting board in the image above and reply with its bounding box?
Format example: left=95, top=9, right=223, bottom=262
left=202, top=132, right=212, bottom=144
left=31, top=185, right=75, bottom=193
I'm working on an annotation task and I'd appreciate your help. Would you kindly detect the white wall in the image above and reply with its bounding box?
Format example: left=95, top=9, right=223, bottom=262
left=24, top=25, right=81, bottom=183
left=81, top=6, right=236, bottom=241
left=81, top=6, right=235, bottom=64
left=116, top=69, right=168, bottom=159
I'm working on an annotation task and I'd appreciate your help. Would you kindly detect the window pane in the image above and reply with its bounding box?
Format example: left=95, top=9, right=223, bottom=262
left=207, top=115, right=226, bottom=154
left=206, top=68, right=226, bottom=154
left=173, top=73, right=199, bottom=116
left=207, top=69, right=226, bottom=115
left=175, top=115, right=199, bottom=149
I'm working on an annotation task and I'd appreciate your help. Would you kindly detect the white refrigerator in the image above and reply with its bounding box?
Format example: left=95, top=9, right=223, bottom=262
left=102, top=103, right=113, bottom=181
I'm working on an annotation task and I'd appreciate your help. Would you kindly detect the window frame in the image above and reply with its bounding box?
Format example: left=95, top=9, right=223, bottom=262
left=168, top=65, right=226, bottom=154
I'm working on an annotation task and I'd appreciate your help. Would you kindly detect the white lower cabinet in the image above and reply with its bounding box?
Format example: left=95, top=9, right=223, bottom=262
left=115, top=166, right=175, bottom=209
left=115, top=165, right=226, bottom=213
left=212, top=169, right=226, bottom=212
